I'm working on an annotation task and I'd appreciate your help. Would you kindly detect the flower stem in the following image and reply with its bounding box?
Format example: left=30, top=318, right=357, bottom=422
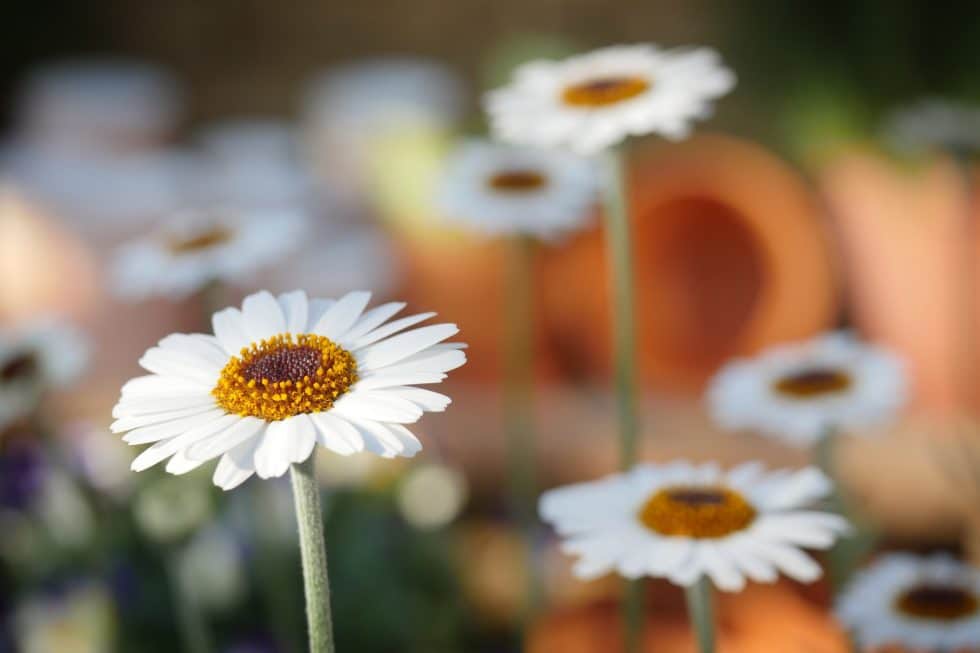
left=600, top=147, right=644, bottom=653
left=165, top=550, right=212, bottom=653
left=685, top=577, right=715, bottom=653
left=504, top=235, right=542, bottom=617
left=290, top=456, right=336, bottom=653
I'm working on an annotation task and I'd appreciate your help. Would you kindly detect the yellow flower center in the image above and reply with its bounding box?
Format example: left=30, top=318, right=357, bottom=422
left=168, top=226, right=234, bottom=254
left=561, top=76, right=651, bottom=108
left=638, top=485, right=756, bottom=538
left=772, top=367, right=852, bottom=399
left=212, top=333, right=358, bottom=421
left=0, top=351, right=38, bottom=383
left=487, top=169, right=548, bottom=193
left=894, top=584, right=979, bottom=621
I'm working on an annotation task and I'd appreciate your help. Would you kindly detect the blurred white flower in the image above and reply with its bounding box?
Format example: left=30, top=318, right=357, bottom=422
left=884, top=98, right=980, bottom=155
left=438, top=139, right=598, bottom=239
left=36, top=470, right=96, bottom=550
left=177, top=524, right=246, bottom=612
left=836, top=553, right=980, bottom=650
left=397, top=463, right=468, bottom=530
left=14, top=581, right=116, bottom=653
left=113, top=289, right=466, bottom=490
left=485, top=44, right=735, bottom=155
left=134, top=473, right=213, bottom=544
left=0, top=318, right=89, bottom=430
left=540, top=461, right=849, bottom=591
left=63, top=420, right=136, bottom=499
left=706, top=332, right=907, bottom=446
left=110, top=207, right=307, bottom=300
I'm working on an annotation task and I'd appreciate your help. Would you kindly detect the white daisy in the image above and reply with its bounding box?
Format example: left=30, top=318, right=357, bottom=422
left=706, top=332, right=907, bottom=447
left=836, top=553, right=980, bottom=651
left=884, top=98, right=980, bottom=156
left=485, top=44, right=735, bottom=155
left=539, top=461, right=849, bottom=592
left=112, top=289, right=466, bottom=490
left=437, top=139, right=598, bottom=239
left=110, top=207, right=307, bottom=300
left=0, top=319, right=89, bottom=430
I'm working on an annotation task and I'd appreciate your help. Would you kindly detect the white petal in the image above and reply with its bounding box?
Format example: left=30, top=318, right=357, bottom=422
left=357, top=324, right=459, bottom=370
left=166, top=448, right=207, bottom=475
left=242, top=291, right=287, bottom=342
left=139, top=348, right=219, bottom=384
left=186, top=416, right=266, bottom=462
left=372, top=347, right=466, bottom=376
left=278, top=290, right=310, bottom=334
left=748, top=539, right=823, bottom=582
left=380, top=387, right=451, bottom=412
left=341, top=302, right=406, bottom=343
left=344, top=418, right=407, bottom=457
left=129, top=414, right=240, bottom=471
left=698, top=542, right=746, bottom=592
left=313, top=291, right=371, bottom=340
left=254, top=420, right=296, bottom=479
left=212, top=307, right=252, bottom=355
left=213, top=437, right=261, bottom=490
left=309, top=412, right=363, bottom=455
left=332, top=392, right=423, bottom=424
left=289, top=414, right=318, bottom=463
left=157, top=334, right=228, bottom=368
left=353, top=373, right=447, bottom=390
left=348, top=312, right=436, bottom=350
left=113, top=395, right=216, bottom=418
left=121, top=375, right=211, bottom=398
left=116, top=408, right=225, bottom=440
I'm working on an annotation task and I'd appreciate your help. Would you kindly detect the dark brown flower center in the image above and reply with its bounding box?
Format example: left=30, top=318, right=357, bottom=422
left=773, top=367, right=852, bottom=399
left=168, top=226, right=234, bottom=254
left=638, top=485, right=756, bottom=538
left=241, top=345, right=323, bottom=384
left=487, top=169, right=548, bottom=193
left=561, top=76, right=651, bottom=108
left=0, top=352, right=39, bottom=384
left=895, top=584, right=978, bottom=621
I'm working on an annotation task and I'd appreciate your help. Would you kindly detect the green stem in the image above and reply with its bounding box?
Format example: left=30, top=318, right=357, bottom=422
left=290, top=456, right=336, bottom=653
left=165, top=549, right=212, bottom=653
left=684, top=577, right=715, bottom=653
left=600, top=148, right=644, bottom=653
left=504, top=235, right=542, bottom=617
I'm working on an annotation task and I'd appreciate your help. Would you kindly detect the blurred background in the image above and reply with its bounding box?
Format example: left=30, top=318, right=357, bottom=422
left=2, top=1, right=980, bottom=652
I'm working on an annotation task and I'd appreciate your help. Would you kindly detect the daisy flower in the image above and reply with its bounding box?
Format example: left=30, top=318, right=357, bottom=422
left=485, top=44, right=735, bottom=155
left=539, top=460, right=849, bottom=592
left=884, top=98, right=980, bottom=156
left=836, top=553, right=980, bottom=651
left=112, top=289, right=466, bottom=490
left=0, top=319, right=89, bottom=430
left=706, top=332, right=906, bottom=447
left=110, top=207, right=307, bottom=300
left=437, top=139, right=598, bottom=239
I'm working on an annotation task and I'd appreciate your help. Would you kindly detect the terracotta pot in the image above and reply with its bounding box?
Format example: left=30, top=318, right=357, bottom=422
left=540, top=133, right=839, bottom=393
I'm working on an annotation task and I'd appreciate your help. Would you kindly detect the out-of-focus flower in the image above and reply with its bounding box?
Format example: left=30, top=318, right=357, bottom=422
left=302, top=57, right=463, bottom=204
left=109, top=207, right=307, bottom=300
left=884, top=99, right=980, bottom=156
left=13, top=581, right=116, bottom=653
left=36, top=470, right=96, bottom=549
left=836, top=553, right=980, bottom=651
left=485, top=44, right=735, bottom=154
left=438, top=139, right=597, bottom=239
left=14, top=58, right=183, bottom=153
left=706, top=332, right=906, bottom=446
left=62, top=420, right=135, bottom=499
left=540, top=461, right=849, bottom=591
left=0, top=318, right=89, bottom=430
left=455, top=520, right=530, bottom=625
left=133, top=473, right=212, bottom=543
left=114, top=289, right=466, bottom=490
left=177, top=524, right=246, bottom=612
left=397, top=462, right=468, bottom=530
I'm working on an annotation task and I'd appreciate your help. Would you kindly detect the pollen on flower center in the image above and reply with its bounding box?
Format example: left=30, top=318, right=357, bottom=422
left=895, top=584, right=979, bottom=621
left=561, top=76, right=651, bottom=107
left=487, top=169, right=548, bottom=193
left=773, top=367, right=852, bottom=399
left=638, top=485, right=756, bottom=538
left=212, top=333, right=358, bottom=421
left=168, top=226, right=234, bottom=254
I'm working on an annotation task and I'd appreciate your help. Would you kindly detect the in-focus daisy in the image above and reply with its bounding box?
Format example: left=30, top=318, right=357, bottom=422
left=485, top=44, right=735, bottom=155
left=110, top=207, right=307, bottom=300
left=437, top=139, right=598, bottom=239
left=706, top=332, right=906, bottom=447
left=112, top=289, right=465, bottom=490
left=836, top=553, right=980, bottom=651
left=884, top=98, right=980, bottom=156
left=540, top=460, right=849, bottom=591
left=0, top=319, right=89, bottom=430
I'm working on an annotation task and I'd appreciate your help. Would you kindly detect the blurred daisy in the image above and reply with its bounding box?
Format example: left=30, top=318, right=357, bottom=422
left=485, top=44, right=735, bottom=155
left=14, top=581, right=116, bottom=653
left=438, top=139, right=597, bottom=239
left=539, top=461, right=849, bottom=592
left=884, top=98, right=980, bottom=156
left=110, top=207, right=306, bottom=300
left=113, top=289, right=465, bottom=490
left=706, top=332, right=906, bottom=447
left=0, top=319, right=89, bottom=429
left=836, top=553, right=980, bottom=651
